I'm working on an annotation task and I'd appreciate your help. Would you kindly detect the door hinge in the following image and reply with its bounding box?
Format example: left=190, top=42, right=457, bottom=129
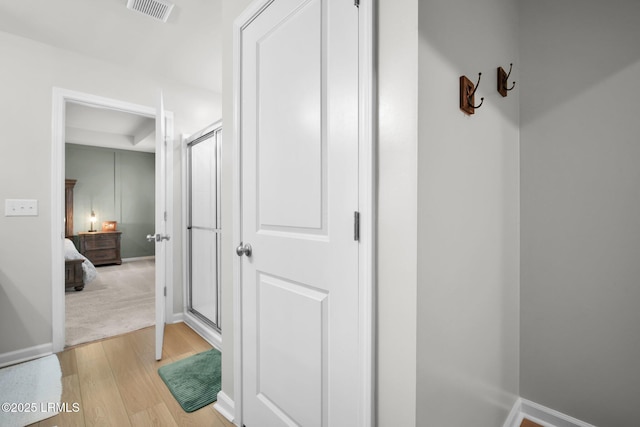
left=354, top=211, right=360, bottom=241
left=164, top=286, right=167, bottom=297
left=164, top=211, right=168, bottom=221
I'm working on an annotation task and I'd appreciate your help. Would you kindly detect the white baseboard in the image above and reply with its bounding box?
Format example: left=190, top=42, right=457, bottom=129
left=0, top=343, right=53, bottom=368
left=183, top=312, right=223, bottom=351
left=503, top=398, right=523, bottom=427
left=214, top=390, right=235, bottom=423
left=504, top=398, right=598, bottom=427
left=121, top=256, right=155, bottom=262
left=169, top=312, right=185, bottom=324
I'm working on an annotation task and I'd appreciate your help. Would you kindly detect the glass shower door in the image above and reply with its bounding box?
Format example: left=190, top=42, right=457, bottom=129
left=186, top=123, right=221, bottom=331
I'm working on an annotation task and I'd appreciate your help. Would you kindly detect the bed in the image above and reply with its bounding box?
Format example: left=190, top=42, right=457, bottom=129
left=65, top=179, right=97, bottom=291
left=65, top=238, right=97, bottom=291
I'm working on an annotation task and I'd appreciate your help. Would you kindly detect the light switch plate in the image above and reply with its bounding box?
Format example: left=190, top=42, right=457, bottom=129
left=5, top=199, right=38, bottom=216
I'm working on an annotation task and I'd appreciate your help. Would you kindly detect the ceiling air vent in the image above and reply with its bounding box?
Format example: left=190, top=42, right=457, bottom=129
left=126, top=0, right=175, bottom=23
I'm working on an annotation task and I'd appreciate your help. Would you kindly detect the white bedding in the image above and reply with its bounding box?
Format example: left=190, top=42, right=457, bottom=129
left=64, top=238, right=97, bottom=284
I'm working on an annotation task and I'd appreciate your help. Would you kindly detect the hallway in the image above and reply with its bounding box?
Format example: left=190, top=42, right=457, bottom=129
left=31, top=324, right=232, bottom=427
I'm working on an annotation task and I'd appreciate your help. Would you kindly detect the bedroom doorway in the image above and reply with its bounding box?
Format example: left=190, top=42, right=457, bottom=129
left=51, top=88, right=174, bottom=354
left=63, top=111, right=156, bottom=347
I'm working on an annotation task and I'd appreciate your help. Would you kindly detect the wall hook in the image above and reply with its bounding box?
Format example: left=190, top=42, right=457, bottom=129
left=497, top=63, right=516, bottom=97
left=460, top=73, right=484, bottom=115
left=468, top=73, right=484, bottom=108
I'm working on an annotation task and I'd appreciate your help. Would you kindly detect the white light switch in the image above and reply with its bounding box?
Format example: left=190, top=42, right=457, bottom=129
left=5, top=199, right=38, bottom=216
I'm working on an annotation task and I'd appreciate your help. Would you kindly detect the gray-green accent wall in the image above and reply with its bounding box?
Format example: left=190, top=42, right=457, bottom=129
left=66, top=144, right=155, bottom=259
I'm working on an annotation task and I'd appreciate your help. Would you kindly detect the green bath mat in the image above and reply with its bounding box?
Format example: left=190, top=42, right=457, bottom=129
left=158, top=348, right=222, bottom=412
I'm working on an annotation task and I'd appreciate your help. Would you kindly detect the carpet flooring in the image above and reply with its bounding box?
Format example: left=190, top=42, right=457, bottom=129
left=65, top=259, right=155, bottom=347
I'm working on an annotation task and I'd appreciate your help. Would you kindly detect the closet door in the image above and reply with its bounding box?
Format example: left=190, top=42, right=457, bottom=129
left=187, top=126, right=221, bottom=330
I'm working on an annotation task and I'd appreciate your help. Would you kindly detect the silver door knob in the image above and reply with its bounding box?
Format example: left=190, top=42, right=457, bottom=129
left=236, top=242, right=252, bottom=257
left=147, top=233, right=171, bottom=242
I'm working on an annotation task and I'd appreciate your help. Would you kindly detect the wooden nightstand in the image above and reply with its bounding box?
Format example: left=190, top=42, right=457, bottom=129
left=78, top=231, right=122, bottom=266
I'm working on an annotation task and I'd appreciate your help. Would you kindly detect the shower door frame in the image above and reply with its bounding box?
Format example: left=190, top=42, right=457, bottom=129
left=184, top=121, right=223, bottom=335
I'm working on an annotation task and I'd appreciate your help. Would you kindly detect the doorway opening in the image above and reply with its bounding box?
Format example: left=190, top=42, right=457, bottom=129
left=51, top=88, right=174, bottom=354
left=63, top=102, right=157, bottom=347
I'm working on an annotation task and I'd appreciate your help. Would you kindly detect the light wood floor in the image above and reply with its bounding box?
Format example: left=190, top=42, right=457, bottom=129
left=29, top=323, right=235, bottom=427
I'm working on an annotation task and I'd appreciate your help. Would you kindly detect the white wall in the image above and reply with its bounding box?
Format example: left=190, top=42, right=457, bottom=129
left=0, top=30, right=221, bottom=357
left=520, top=1, right=640, bottom=426
left=416, top=0, right=520, bottom=425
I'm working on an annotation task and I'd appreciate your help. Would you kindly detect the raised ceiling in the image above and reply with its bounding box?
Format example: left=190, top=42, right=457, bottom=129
left=65, top=102, right=157, bottom=152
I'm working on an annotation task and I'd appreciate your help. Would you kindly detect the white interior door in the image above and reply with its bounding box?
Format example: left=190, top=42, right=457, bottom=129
left=153, top=91, right=169, bottom=361
left=239, top=0, right=360, bottom=425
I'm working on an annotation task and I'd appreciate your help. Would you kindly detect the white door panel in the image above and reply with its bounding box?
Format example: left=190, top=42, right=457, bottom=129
left=257, top=273, right=327, bottom=427
left=240, top=0, right=359, bottom=425
left=154, top=90, right=167, bottom=361
left=256, top=0, right=323, bottom=231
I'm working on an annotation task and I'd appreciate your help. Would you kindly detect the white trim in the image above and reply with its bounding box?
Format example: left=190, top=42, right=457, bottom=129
left=231, top=1, right=376, bottom=425
left=184, top=120, right=223, bottom=145
left=51, top=87, right=174, bottom=353
left=232, top=6, right=244, bottom=423
left=503, top=398, right=523, bottom=427
left=214, top=390, right=235, bottom=423
left=504, top=398, right=599, bottom=427
left=121, top=256, right=156, bottom=262
left=51, top=88, right=66, bottom=354
left=357, top=0, right=376, bottom=424
left=0, top=343, right=53, bottom=369
left=184, top=312, right=223, bottom=351
left=522, top=399, right=599, bottom=427
left=168, top=312, right=185, bottom=324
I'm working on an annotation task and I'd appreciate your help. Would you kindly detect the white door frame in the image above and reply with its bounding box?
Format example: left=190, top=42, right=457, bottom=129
left=51, top=87, right=174, bottom=353
left=231, top=0, right=376, bottom=425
